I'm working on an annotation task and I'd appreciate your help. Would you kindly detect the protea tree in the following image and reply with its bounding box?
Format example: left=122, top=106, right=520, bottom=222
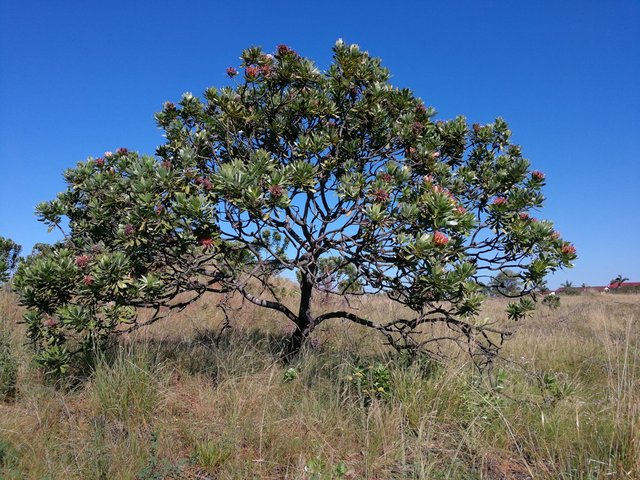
left=0, top=236, right=21, bottom=285
left=15, top=41, right=575, bottom=374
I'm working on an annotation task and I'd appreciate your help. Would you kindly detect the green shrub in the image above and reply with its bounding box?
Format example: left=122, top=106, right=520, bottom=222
left=0, top=332, right=17, bottom=401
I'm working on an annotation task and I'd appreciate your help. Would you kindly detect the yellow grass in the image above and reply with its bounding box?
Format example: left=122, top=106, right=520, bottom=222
left=0, top=288, right=638, bottom=479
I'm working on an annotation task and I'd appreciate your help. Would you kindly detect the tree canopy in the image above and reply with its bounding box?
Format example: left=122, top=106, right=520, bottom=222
left=14, top=41, right=576, bottom=374
left=0, top=237, right=21, bottom=285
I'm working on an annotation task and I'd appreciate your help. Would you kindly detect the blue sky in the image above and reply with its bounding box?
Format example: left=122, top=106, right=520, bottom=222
left=1, top=0, right=638, bottom=288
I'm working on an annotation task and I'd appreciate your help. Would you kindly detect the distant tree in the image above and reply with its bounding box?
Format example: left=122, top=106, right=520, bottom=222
left=14, top=42, right=576, bottom=374
left=0, top=237, right=21, bottom=285
left=560, top=280, right=579, bottom=295
left=610, top=275, right=628, bottom=288
left=489, top=269, right=522, bottom=296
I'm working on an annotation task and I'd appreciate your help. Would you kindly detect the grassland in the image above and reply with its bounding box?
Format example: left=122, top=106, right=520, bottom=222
left=0, top=288, right=638, bottom=479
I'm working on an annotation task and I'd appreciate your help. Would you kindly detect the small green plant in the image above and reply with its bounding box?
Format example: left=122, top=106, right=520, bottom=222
left=192, top=439, right=232, bottom=472
left=542, top=293, right=561, bottom=309
left=0, top=332, right=17, bottom=401
left=282, top=367, right=298, bottom=383
left=136, top=432, right=184, bottom=480
left=0, top=437, right=20, bottom=471
left=345, top=363, right=391, bottom=405
left=305, top=457, right=348, bottom=479
left=538, top=371, right=575, bottom=404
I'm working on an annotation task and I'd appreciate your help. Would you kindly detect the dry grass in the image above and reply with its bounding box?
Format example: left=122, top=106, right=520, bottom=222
left=0, top=288, right=638, bottom=479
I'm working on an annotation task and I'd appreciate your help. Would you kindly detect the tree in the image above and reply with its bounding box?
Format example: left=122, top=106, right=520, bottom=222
left=14, top=42, right=576, bottom=374
left=0, top=237, right=21, bottom=285
left=489, top=269, right=522, bottom=296
left=610, top=275, right=628, bottom=288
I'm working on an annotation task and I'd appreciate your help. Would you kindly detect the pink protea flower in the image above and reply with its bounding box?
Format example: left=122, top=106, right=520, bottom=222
left=259, top=64, right=272, bottom=76
left=226, top=67, right=238, bottom=77
left=493, top=197, right=508, bottom=206
left=83, top=275, right=94, bottom=285
left=104, top=151, right=113, bottom=158
left=423, top=175, right=434, bottom=185
left=455, top=205, right=466, bottom=214
left=123, top=224, right=135, bottom=236
left=116, top=147, right=128, bottom=155
left=519, top=212, right=529, bottom=220
left=433, top=231, right=449, bottom=246
left=163, top=101, right=175, bottom=110
left=551, top=231, right=561, bottom=239
left=95, top=157, right=105, bottom=167
left=43, top=317, right=59, bottom=328
left=75, top=255, right=91, bottom=268
left=269, top=185, right=284, bottom=198
left=245, top=66, right=260, bottom=78
left=379, top=172, right=393, bottom=183
left=562, top=244, right=576, bottom=255
left=415, top=103, right=427, bottom=114
left=532, top=170, right=545, bottom=181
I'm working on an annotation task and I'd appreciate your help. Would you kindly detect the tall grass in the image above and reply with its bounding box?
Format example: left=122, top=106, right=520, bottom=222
left=0, top=288, right=638, bottom=478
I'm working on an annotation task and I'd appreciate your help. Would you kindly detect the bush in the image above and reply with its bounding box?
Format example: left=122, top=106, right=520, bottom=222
left=14, top=41, right=575, bottom=374
left=0, top=332, right=17, bottom=401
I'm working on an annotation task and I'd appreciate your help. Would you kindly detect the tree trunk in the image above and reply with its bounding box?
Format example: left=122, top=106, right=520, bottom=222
left=283, top=275, right=315, bottom=360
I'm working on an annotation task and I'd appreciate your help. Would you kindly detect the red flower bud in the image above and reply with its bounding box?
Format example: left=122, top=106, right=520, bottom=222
left=259, top=64, right=272, bottom=77
left=269, top=185, right=284, bottom=198
left=433, top=231, right=449, bottom=246
left=455, top=205, right=466, bottom=214
left=493, top=197, right=508, bottom=206
left=44, top=317, right=59, bottom=328
left=116, top=147, right=128, bottom=155
left=519, top=212, right=529, bottom=220
left=379, top=173, right=393, bottom=183
left=95, top=157, right=105, bottom=167
left=371, top=188, right=390, bottom=203
left=83, top=275, right=94, bottom=285
left=226, top=67, right=238, bottom=77
left=532, top=170, right=545, bottom=181
left=277, top=44, right=293, bottom=56
left=199, top=237, right=214, bottom=249
left=245, top=66, right=260, bottom=79
left=562, top=244, right=576, bottom=255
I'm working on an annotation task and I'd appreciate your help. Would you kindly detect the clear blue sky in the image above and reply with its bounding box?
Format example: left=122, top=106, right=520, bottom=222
left=1, top=0, right=638, bottom=288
